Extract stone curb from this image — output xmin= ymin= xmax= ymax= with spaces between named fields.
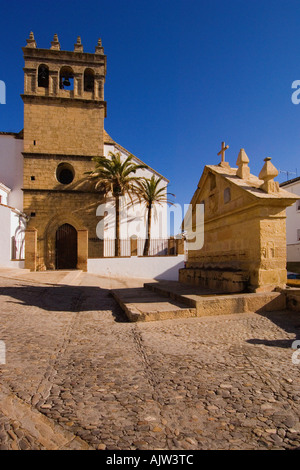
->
xmin=0 ymin=387 xmax=92 ymax=450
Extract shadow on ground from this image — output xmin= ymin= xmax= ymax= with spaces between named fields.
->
xmin=247 ymin=310 xmax=300 ymax=349
xmin=0 ymin=284 xmax=129 ymax=323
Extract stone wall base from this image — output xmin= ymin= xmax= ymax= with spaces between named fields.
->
xmin=179 ymin=267 xmax=249 ymax=293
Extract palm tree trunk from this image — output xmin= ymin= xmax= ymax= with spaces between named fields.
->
xmin=143 ymin=204 xmax=152 ymax=256
xmin=115 ymin=195 xmax=121 ymax=257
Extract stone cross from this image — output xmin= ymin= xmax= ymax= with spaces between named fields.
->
xmin=218 ymin=142 xmax=229 ymax=163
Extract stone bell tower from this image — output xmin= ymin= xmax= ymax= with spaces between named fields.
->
xmin=22 ymin=33 xmax=107 ymax=271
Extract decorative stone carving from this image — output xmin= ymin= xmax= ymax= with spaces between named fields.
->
xmin=50 ymin=34 xmax=60 ymax=51
xmin=236 ymin=148 xmax=250 ymax=179
xmin=95 ymin=38 xmax=104 ymax=54
xmin=259 ymin=157 xmax=279 ymax=193
xmin=26 ymin=32 xmax=37 ymax=48
xmin=74 ymin=36 xmax=83 ymax=53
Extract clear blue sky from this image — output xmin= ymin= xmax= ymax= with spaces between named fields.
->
xmin=1 ymin=0 xmax=300 ymax=210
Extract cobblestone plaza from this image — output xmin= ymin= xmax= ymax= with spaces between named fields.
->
xmin=0 ymin=270 xmax=299 ymax=450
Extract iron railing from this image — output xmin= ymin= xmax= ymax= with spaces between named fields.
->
xmin=102 ymin=238 xmax=176 ymax=257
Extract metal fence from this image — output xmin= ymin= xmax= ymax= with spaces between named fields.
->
xmin=103 ymin=239 xmax=131 ymax=257
xmin=102 ymin=238 xmax=174 ymax=257
xmin=137 ymin=238 xmax=169 ymax=256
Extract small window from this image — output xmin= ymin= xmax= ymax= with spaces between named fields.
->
xmin=56 ymin=162 xmax=75 ymax=185
xmin=224 ymin=187 xmax=231 ymax=204
xmin=31 ymin=176 xmax=35 ymax=181
xmin=297 ymin=200 xmax=300 ymax=211
xmin=38 ymin=65 xmax=49 ymax=88
xmin=209 ymin=174 xmax=216 ymax=191
xmin=31 ymin=212 xmax=36 ymax=217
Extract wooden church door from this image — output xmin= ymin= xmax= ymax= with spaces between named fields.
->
xmin=55 ymin=224 xmax=78 ymax=269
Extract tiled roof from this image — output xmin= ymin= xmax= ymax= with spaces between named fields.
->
xmin=280 ymin=176 xmax=300 ymax=187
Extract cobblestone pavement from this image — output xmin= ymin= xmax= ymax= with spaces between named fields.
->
xmin=0 ymin=272 xmax=300 ymax=450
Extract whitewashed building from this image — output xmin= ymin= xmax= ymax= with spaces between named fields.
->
xmin=280 ymin=177 xmax=300 ymax=270
xmin=0 ymin=132 xmax=27 ymax=268
xmin=102 ymin=130 xmax=169 ymax=256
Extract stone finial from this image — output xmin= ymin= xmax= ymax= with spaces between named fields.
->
xmin=26 ymin=31 xmax=37 ymax=48
xmin=259 ymin=157 xmax=280 ymax=193
xmin=74 ymin=36 xmax=83 ymax=52
xmin=95 ymin=38 xmax=104 ymax=54
xmin=236 ymin=148 xmax=250 ymax=179
xmin=50 ymin=34 xmax=60 ymax=50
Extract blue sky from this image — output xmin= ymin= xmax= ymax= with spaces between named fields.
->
xmin=1 ymin=0 xmax=300 ymax=211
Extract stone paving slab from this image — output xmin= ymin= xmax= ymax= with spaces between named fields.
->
xmin=111 ymin=288 xmax=197 ymax=322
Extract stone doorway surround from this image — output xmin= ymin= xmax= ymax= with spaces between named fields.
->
xmin=25 ymin=213 xmax=88 ymax=272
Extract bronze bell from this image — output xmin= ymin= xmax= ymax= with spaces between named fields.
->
xmin=63 ymin=78 xmax=71 ymax=87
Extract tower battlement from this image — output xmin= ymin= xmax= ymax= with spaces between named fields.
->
xmin=22 ymin=33 xmax=106 ymax=103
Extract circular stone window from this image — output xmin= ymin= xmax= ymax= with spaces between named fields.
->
xmin=56 ymin=163 xmax=75 ymax=185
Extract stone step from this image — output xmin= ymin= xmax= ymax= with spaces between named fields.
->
xmin=111 ymin=287 xmax=197 ymax=322
xmin=144 ymin=281 xmax=286 ymax=317
xmin=144 ymin=281 xmax=225 ymax=307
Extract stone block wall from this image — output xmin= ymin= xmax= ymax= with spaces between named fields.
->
xmin=181 ymin=163 xmax=298 ymax=293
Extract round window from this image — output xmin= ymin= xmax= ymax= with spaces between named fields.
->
xmin=56 ymin=163 xmax=75 ymax=185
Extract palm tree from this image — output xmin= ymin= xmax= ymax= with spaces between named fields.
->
xmin=136 ymin=175 xmax=175 ymax=256
xmin=87 ymin=152 xmax=147 ymax=256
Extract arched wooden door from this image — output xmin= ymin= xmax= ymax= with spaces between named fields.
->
xmin=55 ymin=224 xmax=78 ymax=269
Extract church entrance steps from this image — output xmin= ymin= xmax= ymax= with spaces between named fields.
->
xmin=0 ymin=267 xmax=30 ymax=278
xmin=144 ymin=281 xmax=286 ymax=318
xmin=57 ymin=270 xmax=83 ymax=286
xmin=111 ymin=287 xmax=197 ymax=322
xmin=0 ymin=268 xmax=83 ymax=286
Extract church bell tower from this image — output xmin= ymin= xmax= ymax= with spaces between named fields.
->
xmin=22 ymin=33 xmax=107 ymax=271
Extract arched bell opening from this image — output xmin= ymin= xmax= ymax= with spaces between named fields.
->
xmin=84 ymin=68 xmax=95 ymax=92
xmin=60 ymin=66 xmax=74 ymax=90
xmin=38 ymin=64 xmax=49 ymax=88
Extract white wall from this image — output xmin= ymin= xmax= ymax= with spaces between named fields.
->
xmin=103 ymin=143 xmax=168 ymax=240
xmin=0 ymin=204 xmax=26 ymax=267
xmin=10 ymin=211 xmax=26 ymax=260
xmin=0 ymin=135 xmax=23 ymax=210
xmin=0 ymin=205 xmax=12 ymax=266
xmin=283 ymin=180 xmax=300 ymax=245
xmin=88 ymin=255 xmax=185 ymax=281
xmin=0 ymin=186 xmax=9 ymax=205
xmin=287 ymin=243 xmax=300 ymax=263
